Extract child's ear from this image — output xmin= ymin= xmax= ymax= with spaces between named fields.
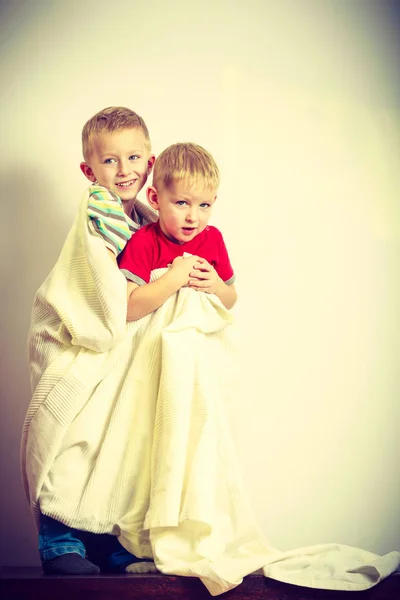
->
xmin=147 ymin=155 xmax=156 ymax=175
xmin=147 ymin=186 xmax=159 ymax=210
xmin=80 ymin=162 xmax=97 ymax=183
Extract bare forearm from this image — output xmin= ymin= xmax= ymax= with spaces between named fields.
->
xmin=215 ymin=280 xmax=237 ymax=309
xmin=126 ymin=272 xmax=181 ymax=321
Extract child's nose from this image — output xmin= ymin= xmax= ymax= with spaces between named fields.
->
xmin=186 ymin=209 xmax=198 ymax=223
xmin=118 ymin=159 xmax=131 ymax=176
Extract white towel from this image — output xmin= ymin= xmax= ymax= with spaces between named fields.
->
xmin=21 ymin=187 xmax=400 ymax=595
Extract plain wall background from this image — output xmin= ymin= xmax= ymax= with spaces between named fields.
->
xmin=0 ymin=0 xmax=399 ymax=566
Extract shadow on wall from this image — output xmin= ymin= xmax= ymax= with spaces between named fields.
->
xmin=0 ymin=166 xmax=74 ymax=566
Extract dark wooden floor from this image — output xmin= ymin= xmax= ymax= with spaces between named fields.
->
xmin=0 ymin=568 xmax=399 ymax=600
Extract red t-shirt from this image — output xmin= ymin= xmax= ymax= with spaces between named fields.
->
xmin=118 ymin=221 xmax=235 ymax=285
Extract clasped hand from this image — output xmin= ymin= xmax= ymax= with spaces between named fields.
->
xmin=171 ymin=255 xmax=220 ymax=294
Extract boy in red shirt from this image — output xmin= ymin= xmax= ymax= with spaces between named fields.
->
xmin=119 ymin=142 xmax=237 ymax=320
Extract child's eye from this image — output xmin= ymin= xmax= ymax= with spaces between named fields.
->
xmin=200 ymin=203 xmax=211 ymax=209
xmin=129 ymin=155 xmax=140 ymax=161
xmin=104 ymin=158 xmax=116 ymax=164
xmin=176 ymin=200 xmax=187 ymax=206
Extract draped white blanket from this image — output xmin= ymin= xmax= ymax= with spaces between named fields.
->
xmin=22 ymin=189 xmax=400 ymax=595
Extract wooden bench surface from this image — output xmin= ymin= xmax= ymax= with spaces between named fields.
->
xmin=0 ymin=567 xmax=399 ymax=600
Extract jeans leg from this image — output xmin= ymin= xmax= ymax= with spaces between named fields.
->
xmin=84 ymin=533 xmax=144 ymax=573
xmin=107 ymin=537 xmax=144 ymax=573
xmin=38 ymin=513 xmax=86 ymax=562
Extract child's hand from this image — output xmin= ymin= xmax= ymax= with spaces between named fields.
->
xmin=188 ymin=258 xmax=220 ymax=294
xmin=170 ymin=255 xmax=201 ymax=287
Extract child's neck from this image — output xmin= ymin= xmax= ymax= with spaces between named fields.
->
xmin=122 ymin=198 xmax=136 ymax=218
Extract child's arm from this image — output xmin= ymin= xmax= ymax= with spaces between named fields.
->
xmin=127 ymin=255 xmax=201 ymax=321
xmin=188 ymin=258 xmax=237 ymax=309
xmin=87 ymin=185 xmax=132 ymax=258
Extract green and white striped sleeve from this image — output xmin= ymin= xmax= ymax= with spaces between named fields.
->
xmin=87 ymin=185 xmax=132 ymax=255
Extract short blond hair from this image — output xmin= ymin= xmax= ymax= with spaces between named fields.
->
xmin=82 ymin=106 xmax=151 ymax=160
xmin=153 ymin=143 xmax=220 ymax=191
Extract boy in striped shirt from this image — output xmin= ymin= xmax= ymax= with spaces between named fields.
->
xmin=36 ymin=106 xmax=158 ymax=576
xmin=80 ymin=106 xmax=157 ymax=259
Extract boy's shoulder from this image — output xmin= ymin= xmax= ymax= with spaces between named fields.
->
xmin=88 ymin=184 xmax=123 ymax=210
xmin=205 ymin=225 xmax=221 ymax=234
xmin=86 ymin=185 xmax=132 ymax=256
xmin=203 ymin=225 xmax=224 ymax=241
xmin=126 ymin=221 xmax=158 ymax=244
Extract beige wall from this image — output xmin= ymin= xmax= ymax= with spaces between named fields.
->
xmin=0 ymin=0 xmax=399 ymax=565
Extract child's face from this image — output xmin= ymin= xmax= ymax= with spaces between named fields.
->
xmin=147 ymin=180 xmax=217 ymax=245
xmin=80 ymin=128 xmax=155 ymax=203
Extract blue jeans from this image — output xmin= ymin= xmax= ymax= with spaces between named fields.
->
xmin=38 ymin=513 xmax=140 ymax=572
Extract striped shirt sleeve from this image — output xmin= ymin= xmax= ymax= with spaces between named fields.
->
xmin=87 ymin=185 xmax=132 ymax=256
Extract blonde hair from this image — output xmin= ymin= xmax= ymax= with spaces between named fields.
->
xmin=153 ymin=143 xmax=220 ymax=191
xmin=82 ymin=106 xmax=151 ymax=160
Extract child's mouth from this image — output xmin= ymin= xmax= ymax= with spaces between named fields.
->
xmin=116 ymin=179 xmax=136 ymax=188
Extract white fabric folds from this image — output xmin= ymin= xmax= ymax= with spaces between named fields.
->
xmin=21 ymin=188 xmax=400 ymax=595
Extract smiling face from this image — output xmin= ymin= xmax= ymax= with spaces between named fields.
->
xmin=147 ymin=179 xmax=217 ymax=245
xmin=80 ymin=127 xmax=155 ymax=209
